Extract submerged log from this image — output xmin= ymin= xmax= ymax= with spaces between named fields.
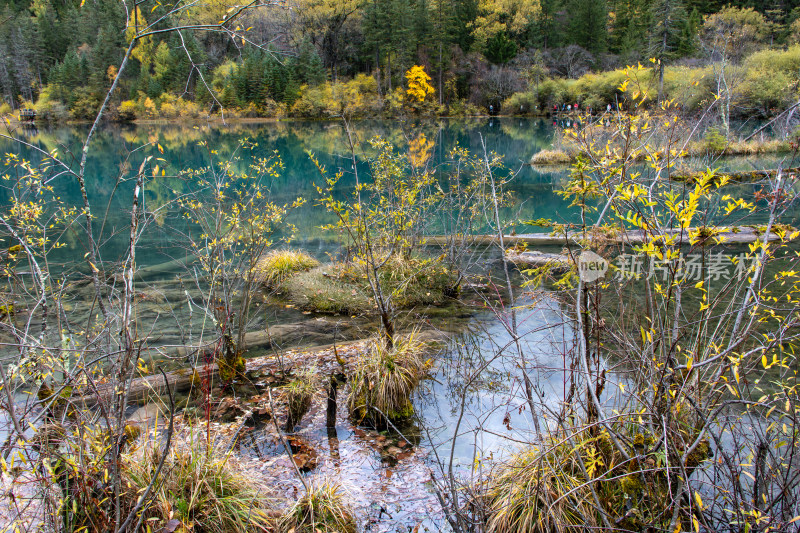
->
xmin=670 ymin=167 xmax=800 ymax=183
xmin=427 ymin=225 xmax=796 ymax=247
xmin=506 ymin=250 xmax=571 ymax=271
xmin=326 ymin=374 xmax=338 ymax=429
xmin=70 ymin=341 xmax=349 ymax=408
xmin=71 ymin=329 xmax=449 ymax=408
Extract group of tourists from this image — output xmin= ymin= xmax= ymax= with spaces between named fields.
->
xmin=551 ymin=102 xmax=618 ymax=115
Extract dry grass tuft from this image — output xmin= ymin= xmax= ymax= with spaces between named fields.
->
xmin=481 ymin=440 xmax=601 ymax=533
xmin=530 ymin=149 xmax=573 ymax=166
xmin=255 ymin=249 xmax=319 ymax=287
xmin=347 ymin=333 xmax=429 ymax=427
xmin=479 ymin=425 xmax=710 ymax=533
xmin=278 ymin=480 xmax=356 ymax=533
xmin=122 ymin=440 xmax=275 ymax=532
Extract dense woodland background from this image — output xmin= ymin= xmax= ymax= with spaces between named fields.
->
xmin=1 ymin=0 xmax=799 ymax=120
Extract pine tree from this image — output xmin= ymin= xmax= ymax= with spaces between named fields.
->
xmin=566 ymin=0 xmax=609 ymax=54
xmin=294 ymin=38 xmax=326 ymax=86
xmin=609 ymin=0 xmax=653 ymax=56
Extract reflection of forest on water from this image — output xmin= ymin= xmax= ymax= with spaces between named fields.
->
xmin=3 ymin=118 xmax=796 ymax=271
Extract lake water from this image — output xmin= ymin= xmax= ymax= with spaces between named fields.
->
xmin=4 ymin=118 xmax=796 ymax=270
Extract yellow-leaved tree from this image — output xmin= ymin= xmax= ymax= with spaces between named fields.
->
xmin=405 ymin=65 xmax=435 ymax=105
xmin=469 ymin=0 xmax=541 ymax=50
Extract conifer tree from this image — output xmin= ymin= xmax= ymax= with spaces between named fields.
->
xmin=648 ymin=0 xmax=688 ymax=102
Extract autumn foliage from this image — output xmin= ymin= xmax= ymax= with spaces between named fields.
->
xmin=405 ymin=65 xmax=435 ymax=105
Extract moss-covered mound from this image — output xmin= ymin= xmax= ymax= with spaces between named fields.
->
xmin=277 ymin=257 xmax=458 ymax=315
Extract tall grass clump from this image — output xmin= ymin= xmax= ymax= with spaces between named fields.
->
xmin=255 ymin=249 xmax=319 ymax=287
xmin=481 ymin=444 xmax=599 ymax=532
xmin=278 ymin=480 xmax=356 ymax=533
xmin=122 ymin=440 xmax=274 ymax=532
xmin=347 ymin=333 xmax=429 ymax=427
xmin=479 ymin=426 xmax=710 ymax=533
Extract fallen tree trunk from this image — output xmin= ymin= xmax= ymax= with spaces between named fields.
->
xmin=426 ymin=225 xmax=796 ymax=247
xmin=71 ymin=330 xmax=449 ymax=408
xmin=670 ymin=167 xmax=800 ymax=183
xmin=505 ymin=250 xmax=571 ymax=271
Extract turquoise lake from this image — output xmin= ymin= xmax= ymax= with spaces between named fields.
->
xmin=3 ymin=117 xmax=797 ymax=271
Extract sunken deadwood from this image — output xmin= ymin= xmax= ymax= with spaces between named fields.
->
xmin=670 ymin=166 xmax=800 ymax=183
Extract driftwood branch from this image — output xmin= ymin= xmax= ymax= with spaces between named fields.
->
xmin=670 ymin=167 xmax=800 ymax=183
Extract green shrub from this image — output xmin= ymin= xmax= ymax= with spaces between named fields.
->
xmin=343 ymin=73 xmax=381 ymax=113
xmin=33 ymin=85 xmax=69 ymax=121
xmin=260 ymin=97 xmax=286 ymax=118
xmin=233 ymin=102 xmax=259 ymax=117
xmin=291 ymin=75 xmax=383 ymax=118
xmin=571 ymin=69 xmax=628 ymax=108
xmin=503 ymin=92 xmax=539 ymax=114
xmin=0 ymin=102 xmax=11 ymax=116
xmin=536 ymin=78 xmax=569 ymax=109
xmin=702 ymin=127 xmax=728 ymax=153
xmin=662 ymin=65 xmax=713 ymax=112
xmin=744 ymin=45 xmax=800 ymax=75
xmin=291 ymin=83 xmax=338 ymax=118
xmin=447 ymin=98 xmax=482 ymax=116
xmin=738 ymin=48 xmax=800 ymax=114
xmin=69 ymin=87 xmax=102 ymax=120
